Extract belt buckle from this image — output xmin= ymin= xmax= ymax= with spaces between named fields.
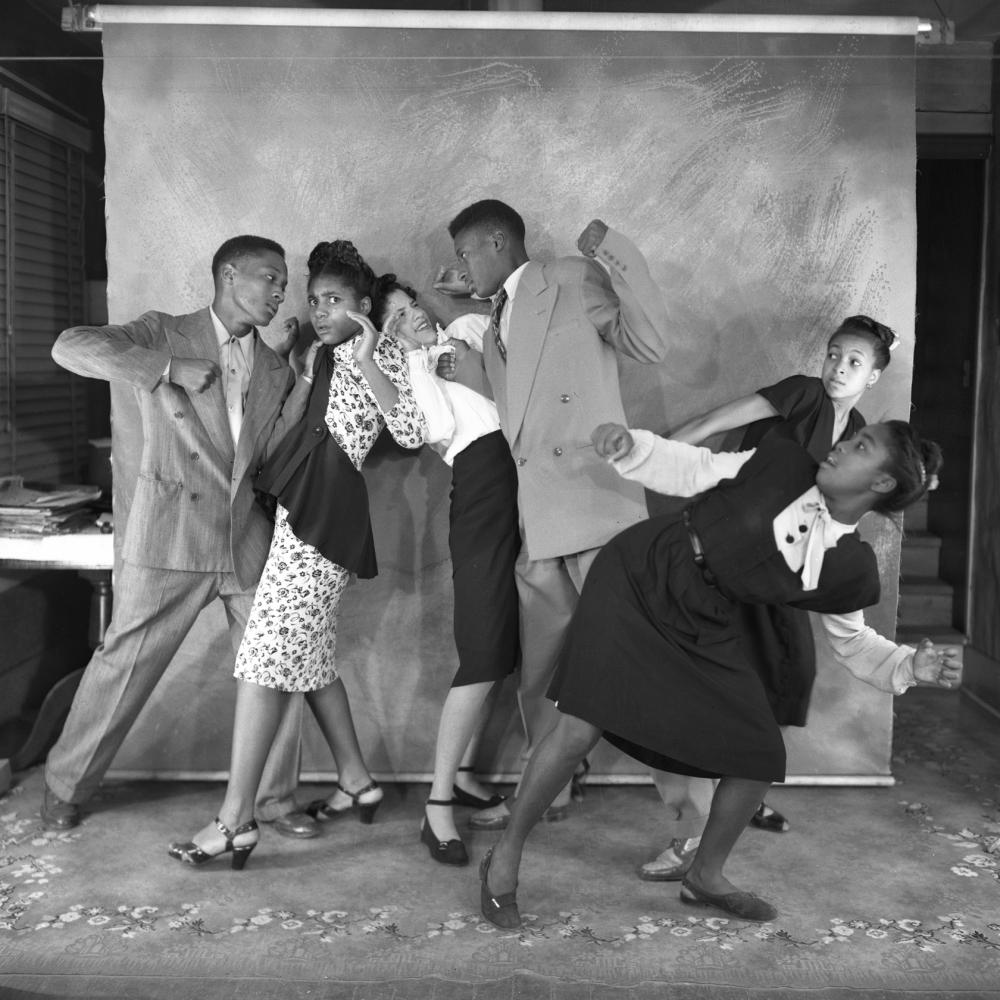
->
xmin=683 ymin=509 xmax=706 ymax=566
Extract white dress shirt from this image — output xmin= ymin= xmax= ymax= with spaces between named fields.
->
xmin=210 ymin=306 xmax=255 ymax=445
xmin=405 ymin=314 xmax=501 ymax=466
xmin=493 ymin=262 xmax=529 ymax=351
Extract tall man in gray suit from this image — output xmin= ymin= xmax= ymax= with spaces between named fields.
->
xmin=42 ymin=235 xmax=315 ymax=835
xmin=447 ymin=200 xmax=670 ymax=827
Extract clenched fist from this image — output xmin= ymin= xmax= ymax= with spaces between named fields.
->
xmin=170 ymin=358 xmax=221 ymax=394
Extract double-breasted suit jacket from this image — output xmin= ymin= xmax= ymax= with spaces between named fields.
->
xmin=52 ymin=308 xmax=307 ymax=589
xmin=46 ymin=306 xmax=309 ymax=809
xmin=481 ymin=229 xmax=671 ymax=561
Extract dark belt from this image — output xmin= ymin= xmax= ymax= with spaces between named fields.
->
xmin=683 ymin=508 xmax=716 ymax=586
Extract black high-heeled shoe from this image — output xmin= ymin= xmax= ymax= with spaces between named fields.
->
xmin=479 ymin=848 xmax=521 ymax=929
xmin=305 ymin=779 xmax=383 ymax=825
xmin=420 ymin=798 xmax=469 ymax=866
xmin=168 ymin=817 xmax=259 ymax=870
xmin=452 ymin=766 xmax=506 ymax=810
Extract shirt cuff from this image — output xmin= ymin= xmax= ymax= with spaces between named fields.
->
xmin=891 ymin=651 xmax=918 ymax=694
xmin=610 ymin=428 xmax=654 ymax=474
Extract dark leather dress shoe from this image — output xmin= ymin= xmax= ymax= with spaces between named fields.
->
xmin=680 ymin=877 xmax=778 ymax=922
xmin=41 ymin=787 xmax=80 ymax=830
xmin=451 ymin=785 xmax=507 ymax=810
xmin=270 ymin=810 xmax=320 ymax=839
xmin=468 ymin=801 xmax=567 ymax=831
xmin=749 ymin=801 xmax=790 ymax=833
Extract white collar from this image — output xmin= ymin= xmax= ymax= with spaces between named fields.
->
xmin=500 ymin=261 xmax=530 ymax=304
xmin=209 ymin=306 xmax=255 ymax=356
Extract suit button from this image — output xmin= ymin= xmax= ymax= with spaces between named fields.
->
xmin=174 ymin=411 xmax=184 ymax=419
xmin=516 ymin=457 xmax=527 ymax=467
xmin=553 ymin=447 xmax=563 ymax=457
xmin=191 ymin=452 xmax=199 ymax=461
xmin=190 ymin=493 xmax=200 ymax=501
xmin=560 ymin=394 xmax=570 ymax=403
xmin=314 ymin=426 xmax=323 ymax=435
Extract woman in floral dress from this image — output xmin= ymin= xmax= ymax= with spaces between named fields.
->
xmin=169 ymin=240 xmax=424 ymax=868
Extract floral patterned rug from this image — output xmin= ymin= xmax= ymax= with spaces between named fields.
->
xmin=1 ymin=689 xmax=999 ymax=998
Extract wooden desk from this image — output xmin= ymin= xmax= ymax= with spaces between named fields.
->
xmin=0 ymin=527 xmax=113 ymax=776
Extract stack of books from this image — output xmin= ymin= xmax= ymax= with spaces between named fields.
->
xmin=0 ymin=477 xmax=103 ymax=536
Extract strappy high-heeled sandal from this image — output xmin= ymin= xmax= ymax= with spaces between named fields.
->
xmin=420 ymin=798 xmax=469 ymax=866
xmin=305 ymin=779 xmax=383 ymax=825
xmin=451 ymin=766 xmax=506 ymax=809
xmin=168 ymin=817 xmax=259 ymax=870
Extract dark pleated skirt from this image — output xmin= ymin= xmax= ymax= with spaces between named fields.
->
xmin=548 ymin=514 xmax=787 ymax=783
xmin=737 ymin=603 xmax=816 ymax=727
xmin=448 ymin=430 xmax=521 ymax=686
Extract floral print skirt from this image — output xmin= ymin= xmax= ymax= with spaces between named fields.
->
xmin=235 ymin=504 xmax=349 ymax=692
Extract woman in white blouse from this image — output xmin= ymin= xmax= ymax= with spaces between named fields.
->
xmin=478 ymin=420 xmax=961 ymax=927
xmin=373 ymin=278 xmax=520 ymax=868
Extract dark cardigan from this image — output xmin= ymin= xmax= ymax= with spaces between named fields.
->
xmin=254 ymin=350 xmax=377 ymax=578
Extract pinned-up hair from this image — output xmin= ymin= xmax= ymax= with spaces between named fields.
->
xmin=306 ymin=239 xmax=376 ymax=299
xmin=874 ymin=420 xmax=942 ymax=514
xmin=830 ymin=315 xmax=898 ymax=371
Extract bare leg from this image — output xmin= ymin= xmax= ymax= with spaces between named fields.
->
xmin=453 ymin=682 xmax=501 ymax=799
xmin=685 ymin=776 xmax=770 ymax=895
xmin=305 ymin=677 xmax=374 ymax=798
xmin=187 ymin=680 xmax=287 ymax=851
xmin=486 ymin=712 xmax=602 ymax=897
xmin=428 ymin=680 xmax=494 ymax=841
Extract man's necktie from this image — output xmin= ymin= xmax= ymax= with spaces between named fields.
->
xmin=489 ymin=287 xmax=508 ymax=363
xmin=224 ymin=335 xmax=251 ymax=444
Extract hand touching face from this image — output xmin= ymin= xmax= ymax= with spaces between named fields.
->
xmin=308 ymin=274 xmax=370 ymax=346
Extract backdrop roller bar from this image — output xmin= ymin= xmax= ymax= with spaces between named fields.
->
xmin=63 ymin=5 xmax=933 ymax=37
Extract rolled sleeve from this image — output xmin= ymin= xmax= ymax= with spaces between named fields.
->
xmin=611 ymin=429 xmax=753 ymax=497
xmin=821 ymin=611 xmax=916 ymax=694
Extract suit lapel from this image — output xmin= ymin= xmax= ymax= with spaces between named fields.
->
xmin=505 ymin=262 xmax=555 ymax=443
xmin=236 ymin=341 xmax=287 ymax=479
xmin=170 ymin=309 xmax=235 ymax=463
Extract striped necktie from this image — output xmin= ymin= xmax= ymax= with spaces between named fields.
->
xmin=489 ymin=287 xmax=508 ymax=363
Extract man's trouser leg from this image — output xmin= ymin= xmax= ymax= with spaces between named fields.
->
xmin=514 ymin=546 xmax=600 ymax=764
xmin=45 ymin=564 xmax=220 ymax=804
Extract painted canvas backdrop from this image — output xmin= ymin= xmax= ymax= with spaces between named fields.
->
xmin=100 ymin=22 xmax=916 ymax=781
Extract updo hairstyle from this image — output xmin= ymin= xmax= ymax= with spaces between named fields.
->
xmin=873 ymin=420 xmax=943 ymax=515
xmin=306 ymin=239 xmax=376 ymax=300
xmin=830 ymin=315 xmax=898 ymax=371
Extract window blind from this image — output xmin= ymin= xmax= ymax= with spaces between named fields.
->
xmin=1 ymin=90 xmax=90 ymax=483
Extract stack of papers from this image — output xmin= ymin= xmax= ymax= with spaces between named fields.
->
xmin=0 ymin=477 xmax=103 ymax=536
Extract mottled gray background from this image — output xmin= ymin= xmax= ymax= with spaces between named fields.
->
xmin=100 ymin=24 xmax=915 ymax=782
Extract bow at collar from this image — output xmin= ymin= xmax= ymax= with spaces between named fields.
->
xmin=800 ymin=496 xmax=833 ymax=592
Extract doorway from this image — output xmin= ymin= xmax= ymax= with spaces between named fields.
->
xmin=913 ymin=146 xmax=988 ymax=632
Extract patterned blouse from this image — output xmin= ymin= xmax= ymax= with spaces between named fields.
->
xmin=325 ymin=334 xmax=424 ymax=464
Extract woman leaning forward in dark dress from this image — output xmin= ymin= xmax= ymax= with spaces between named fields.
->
xmin=478 ymin=420 xmax=962 ymax=926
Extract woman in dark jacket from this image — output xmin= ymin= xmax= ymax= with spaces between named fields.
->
xmin=479 ymin=420 xmax=960 ymax=927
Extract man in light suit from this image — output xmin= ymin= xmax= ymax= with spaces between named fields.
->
xmin=42 ymin=235 xmax=315 ymax=835
xmin=446 ymin=200 xmax=670 ymax=827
